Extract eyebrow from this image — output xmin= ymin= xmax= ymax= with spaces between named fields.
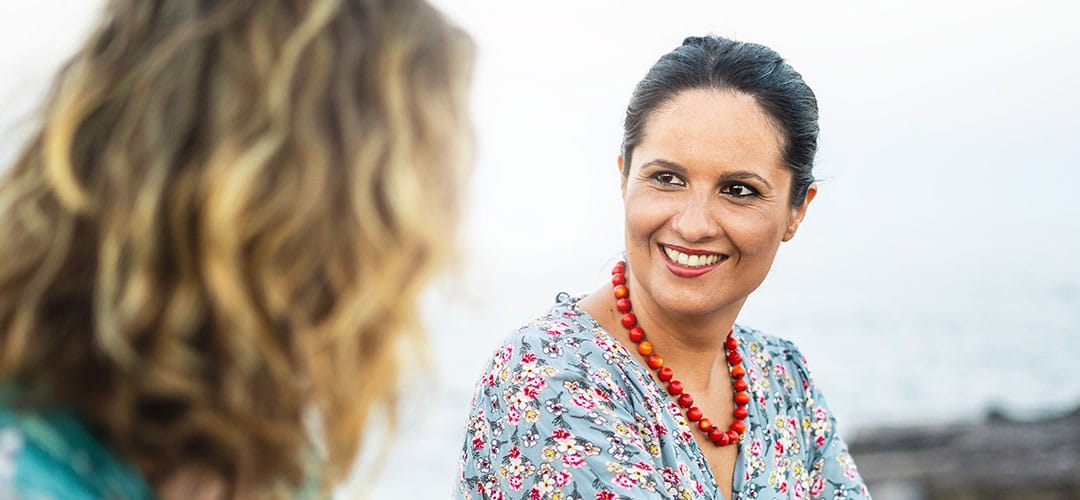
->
xmin=639 ymin=159 xmax=773 ymax=189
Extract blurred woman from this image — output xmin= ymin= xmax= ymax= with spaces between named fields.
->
xmin=0 ymin=0 xmax=471 ymax=497
xmin=457 ymin=36 xmax=868 ymax=500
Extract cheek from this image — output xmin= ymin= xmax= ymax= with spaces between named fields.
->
xmin=726 ymin=211 xmax=788 ymax=253
xmin=623 ymin=192 xmax=672 ymax=240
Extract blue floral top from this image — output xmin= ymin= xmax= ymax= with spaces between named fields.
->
xmin=456 ymin=295 xmax=869 ymax=499
xmin=0 ymin=404 xmax=154 ymax=499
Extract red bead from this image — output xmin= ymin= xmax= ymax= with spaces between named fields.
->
xmin=646 ymin=353 xmax=664 ymax=369
xmin=734 ymin=378 xmax=748 ymax=391
xmin=621 ymin=313 xmax=637 ymax=328
xmin=734 ymin=391 xmax=751 ymax=405
xmin=657 ymin=367 xmax=673 ymax=382
xmin=730 ymin=419 xmax=747 ymax=435
xmin=727 ymin=430 xmax=739 ymax=442
xmin=731 ymin=365 xmax=746 ymax=378
xmin=714 ymin=430 xmax=731 ymax=446
xmin=612 ymin=262 xmax=625 ymax=274
xmin=727 ymin=351 xmax=742 ymax=365
xmin=698 ymin=418 xmax=713 ymax=432
xmin=667 ymin=380 xmax=683 ymax=396
xmin=677 ymin=393 xmax=693 ymax=408
xmin=725 ymin=336 xmax=738 ymax=351
xmin=611 ymin=273 xmax=626 ymax=286
xmin=613 ymin=285 xmax=629 ymax=299
xmin=687 ymin=407 xmax=703 ymax=422
xmin=637 ymin=341 xmax=653 ymax=356
xmin=616 ymin=298 xmax=631 ymax=313
xmin=734 ymin=405 xmax=749 ymax=419
xmin=628 ymin=327 xmax=644 ymax=342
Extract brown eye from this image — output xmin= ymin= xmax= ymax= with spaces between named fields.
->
xmin=721 ymin=183 xmax=758 ymax=198
xmin=652 ymin=172 xmax=686 ymax=187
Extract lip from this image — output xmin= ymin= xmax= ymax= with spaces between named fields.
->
xmin=659 ymin=244 xmax=727 ymax=278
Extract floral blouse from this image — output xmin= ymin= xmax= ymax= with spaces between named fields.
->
xmin=456 ymin=295 xmax=869 ymax=500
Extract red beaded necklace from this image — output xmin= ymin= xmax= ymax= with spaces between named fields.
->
xmin=610 ymin=260 xmax=749 ymax=447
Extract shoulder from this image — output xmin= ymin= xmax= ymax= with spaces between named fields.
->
xmin=481 ymin=297 xmax=636 ymax=378
xmin=0 ymin=405 xmax=153 ymax=499
xmin=735 ymin=325 xmax=814 ymax=379
xmin=732 ymin=324 xmax=825 ymax=413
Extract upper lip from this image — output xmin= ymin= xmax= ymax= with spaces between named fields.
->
xmin=661 ymin=243 xmax=726 ymax=257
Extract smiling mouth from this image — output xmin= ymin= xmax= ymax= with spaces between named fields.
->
xmin=661 ymin=245 xmax=726 ymax=268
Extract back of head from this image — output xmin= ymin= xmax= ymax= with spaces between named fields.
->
xmin=0 ymin=0 xmax=472 ymax=494
xmin=622 ymin=35 xmax=819 ymax=206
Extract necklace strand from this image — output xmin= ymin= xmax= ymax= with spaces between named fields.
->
xmin=610 ymin=260 xmax=748 ymax=447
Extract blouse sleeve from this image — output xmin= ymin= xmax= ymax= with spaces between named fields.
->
xmin=783 ymin=341 xmax=870 ymax=499
xmin=456 ymin=332 xmax=677 ymax=500
xmin=0 ymin=410 xmax=154 ymax=500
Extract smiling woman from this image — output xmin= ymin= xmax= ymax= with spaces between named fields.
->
xmin=456 ymin=36 xmax=868 ymax=500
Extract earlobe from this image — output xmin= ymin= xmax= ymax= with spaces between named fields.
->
xmin=782 ymin=184 xmax=817 ymax=242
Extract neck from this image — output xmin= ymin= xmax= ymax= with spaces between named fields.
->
xmin=580 ymin=279 xmax=745 ymax=390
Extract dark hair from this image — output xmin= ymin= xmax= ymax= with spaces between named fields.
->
xmin=621 ymin=35 xmax=818 ymax=206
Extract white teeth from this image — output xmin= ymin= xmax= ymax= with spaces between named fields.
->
xmin=663 ymin=246 xmax=722 ymax=268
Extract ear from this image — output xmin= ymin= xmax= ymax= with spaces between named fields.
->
xmin=618 ymin=155 xmax=628 ymax=198
xmin=782 ymin=183 xmax=816 ymax=242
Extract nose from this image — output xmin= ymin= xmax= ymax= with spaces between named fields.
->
xmin=670 ymin=191 xmax=720 ymax=242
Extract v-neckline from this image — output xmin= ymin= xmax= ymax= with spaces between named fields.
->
xmin=564 ymin=295 xmax=749 ymax=500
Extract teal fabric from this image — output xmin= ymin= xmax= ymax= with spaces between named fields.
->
xmin=0 ymin=405 xmax=154 ymax=499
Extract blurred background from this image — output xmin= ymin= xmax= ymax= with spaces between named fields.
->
xmin=1 ymin=1 xmax=1077 ymax=498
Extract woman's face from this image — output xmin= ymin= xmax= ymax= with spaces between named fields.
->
xmin=621 ymin=89 xmax=815 ymax=320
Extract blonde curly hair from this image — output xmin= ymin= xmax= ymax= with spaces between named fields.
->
xmin=0 ymin=0 xmax=472 ymax=495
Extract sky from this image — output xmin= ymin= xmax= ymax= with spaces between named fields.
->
xmin=1 ymin=1 xmax=1078 ymax=497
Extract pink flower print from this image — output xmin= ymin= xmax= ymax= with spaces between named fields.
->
xmin=778 ymin=480 xmax=789 ymax=494
xmin=794 ymin=478 xmax=806 ymax=498
xmin=592 ymin=387 xmax=611 ymax=402
xmin=633 ymin=461 xmax=654 ymax=473
xmin=554 ymin=470 xmax=572 ymax=487
xmin=661 ymin=467 xmax=679 ymax=486
xmin=595 ymin=490 xmax=617 ymax=500
xmin=521 ymin=352 xmax=538 ymax=365
xmin=507 ymin=407 xmax=521 ymax=425
xmin=613 ymin=473 xmax=636 ymax=489
xmin=551 ymin=428 xmax=573 ymax=442
xmin=572 ymin=394 xmax=595 ymax=410
xmin=562 ymin=451 xmax=585 ymax=468
xmin=472 ymin=436 xmax=485 ymax=450
xmin=814 ymin=406 xmax=829 ymax=423
xmin=774 ymin=363 xmax=787 ymax=378
xmin=815 ymin=433 xmax=827 ymax=448
xmin=750 ymin=439 xmax=763 ymax=457
xmin=810 ymin=477 xmax=825 ymax=497
xmin=508 ymin=474 xmax=524 ymax=491
xmin=508 ymin=446 xmax=522 ymax=460
xmin=785 ymin=417 xmax=799 ymax=435
xmin=500 ymin=347 xmax=513 ymax=363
